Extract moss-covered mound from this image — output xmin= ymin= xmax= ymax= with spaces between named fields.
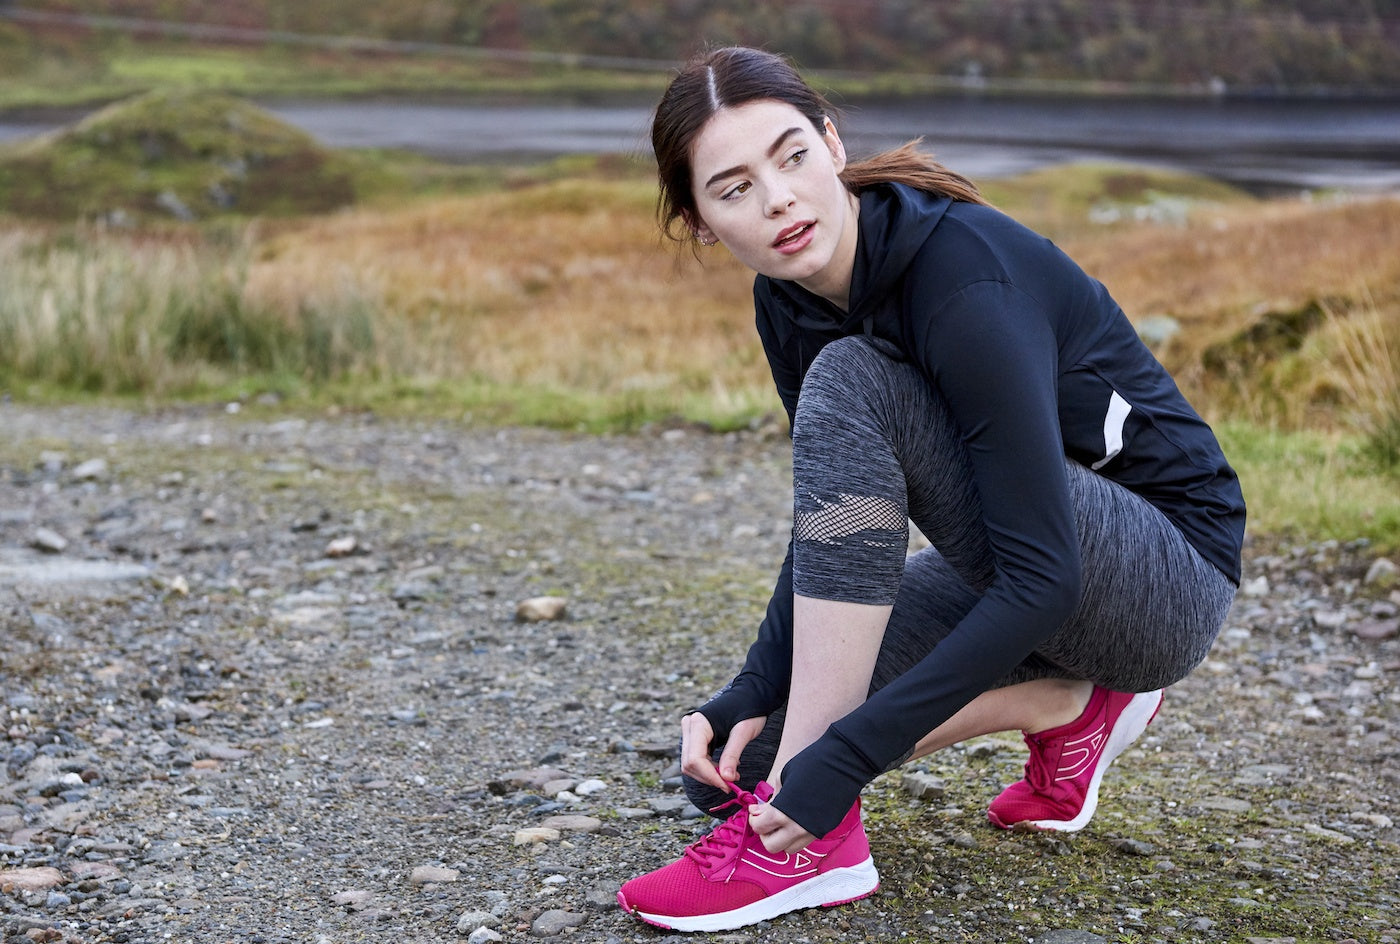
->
xmin=0 ymin=89 xmax=355 ymax=222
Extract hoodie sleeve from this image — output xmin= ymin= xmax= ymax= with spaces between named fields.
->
xmin=691 ymin=285 xmax=805 ymax=740
xmin=770 ymin=278 xmax=1085 ymax=838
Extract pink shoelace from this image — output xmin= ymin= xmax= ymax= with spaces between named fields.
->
xmin=1020 ymin=731 xmax=1057 ymax=794
xmin=683 ymin=788 xmax=760 ymax=868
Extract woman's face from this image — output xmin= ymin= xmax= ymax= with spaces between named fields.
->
xmin=688 ymin=100 xmax=859 ymax=308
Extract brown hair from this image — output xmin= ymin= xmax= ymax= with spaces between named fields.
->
xmin=651 ymin=46 xmax=988 ymax=246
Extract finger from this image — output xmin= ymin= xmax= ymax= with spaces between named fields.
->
xmin=679 ymin=715 xmax=730 ymax=793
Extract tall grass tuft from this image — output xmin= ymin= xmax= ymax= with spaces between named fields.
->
xmin=0 ymin=225 xmax=393 ymax=394
xmin=1324 ymin=295 xmax=1400 ymax=470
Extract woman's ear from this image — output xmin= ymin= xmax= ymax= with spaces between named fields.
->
xmin=821 ymin=116 xmax=847 ymax=174
xmin=684 ymin=211 xmax=718 ymax=246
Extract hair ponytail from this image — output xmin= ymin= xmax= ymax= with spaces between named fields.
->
xmin=840 ymin=139 xmax=989 ymax=206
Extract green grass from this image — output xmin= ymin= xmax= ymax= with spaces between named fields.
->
xmin=1217 ymin=421 xmax=1400 ymax=554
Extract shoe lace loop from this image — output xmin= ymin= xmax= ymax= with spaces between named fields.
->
xmin=684 ymin=789 xmax=757 ymax=867
xmin=1021 ymin=732 xmax=1055 ymax=794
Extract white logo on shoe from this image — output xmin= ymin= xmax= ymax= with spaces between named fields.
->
xmin=738 ymin=847 xmax=824 ymax=879
xmin=1055 ymin=722 xmax=1108 ymax=781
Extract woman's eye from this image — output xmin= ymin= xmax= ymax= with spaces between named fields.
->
xmin=722 ymin=181 xmax=751 ymax=200
xmin=786 ymin=148 xmax=808 ymax=166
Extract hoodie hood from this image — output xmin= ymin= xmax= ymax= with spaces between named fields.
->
xmin=758 ymin=183 xmax=952 ymax=337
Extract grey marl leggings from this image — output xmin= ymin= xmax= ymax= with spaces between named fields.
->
xmin=686 ymin=336 xmax=1236 ymax=814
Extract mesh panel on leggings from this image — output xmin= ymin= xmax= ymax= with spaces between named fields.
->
xmin=793 ymin=491 xmax=906 ymax=548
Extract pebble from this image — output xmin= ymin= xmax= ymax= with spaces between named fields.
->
xmin=514 ymin=827 xmax=561 ymax=846
xmin=516 ymin=596 xmax=568 ymax=622
xmin=465 ymin=928 xmax=503 ymax=943
xmin=455 ymin=911 xmax=498 ymax=933
xmin=30 ymin=528 xmax=68 ymax=554
xmin=1365 ymin=557 xmax=1398 ymax=588
xmin=574 ymin=779 xmax=609 ymax=796
xmin=531 ymin=909 xmax=585 ymax=937
xmin=539 ymin=815 xmax=602 ymax=833
xmin=1196 ymin=796 xmax=1252 ymax=813
xmin=0 ymin=868 xmax=65 ymax=892
xmin=902 ymin=772 xmax=946 ymax=800
xmin=410 ymin=865 xmax=461 ymax=885
xmin=71 ymin=458 xmax=108 ymax=480
xmin=1036 ymin=932 xmax=1108 ymax=943
xmin=1113 ymin=838 xmax=1157 ymax=856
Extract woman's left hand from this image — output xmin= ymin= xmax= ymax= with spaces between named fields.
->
xmin=747 ymin=800 xmax=816 ymax=854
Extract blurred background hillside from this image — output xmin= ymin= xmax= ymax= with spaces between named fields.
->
xmin=4 ymin=0 xmax=1400 ymax=100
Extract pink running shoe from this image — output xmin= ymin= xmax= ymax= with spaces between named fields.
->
xmin=617 ymin=782 xmax=879 ymax=932
xmin=987 ymin=686 xmax=1164 ymax=832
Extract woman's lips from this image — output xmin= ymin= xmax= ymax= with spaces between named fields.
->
xmin=773 ymin=221 xmax=815 ymax=254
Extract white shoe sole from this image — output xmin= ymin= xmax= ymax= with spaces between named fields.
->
xmin=629 ymin=857 xmax=880 ymax=933
xmin=1024 ymin=689 xmax=1164 ymax=833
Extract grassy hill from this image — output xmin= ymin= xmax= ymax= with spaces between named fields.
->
xmin=2 ymin=0 xmax=1398 ymax=110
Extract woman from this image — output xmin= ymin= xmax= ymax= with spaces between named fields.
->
xmin=617 ymin=46 xmax=1244 ymax=933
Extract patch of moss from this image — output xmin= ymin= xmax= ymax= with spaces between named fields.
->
xmin=0 ymin=88 xmax=355 ymax=221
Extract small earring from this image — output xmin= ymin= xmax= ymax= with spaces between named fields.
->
xmin=698 ymin=235 xmax=717 ymax=247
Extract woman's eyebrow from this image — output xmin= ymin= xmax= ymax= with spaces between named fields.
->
xmin=704 ymin=126 xmax=805 ymax=189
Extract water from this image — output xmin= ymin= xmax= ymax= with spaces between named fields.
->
xmin=4 ymin=94 xmax=1399 ymax=192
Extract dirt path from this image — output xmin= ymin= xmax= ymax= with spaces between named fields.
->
xmin=1 ymin=403 xmax=1396 ymax=943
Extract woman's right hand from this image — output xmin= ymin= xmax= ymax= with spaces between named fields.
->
xmin=680 ymin=712 xmax=767 ymax=794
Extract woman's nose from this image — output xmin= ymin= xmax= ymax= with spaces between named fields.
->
xmin=765 ymin=185 xmax=795 ymax=217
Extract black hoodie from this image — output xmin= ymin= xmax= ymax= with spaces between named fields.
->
xmin=698 ymin=182 xmax=1246 ymax=838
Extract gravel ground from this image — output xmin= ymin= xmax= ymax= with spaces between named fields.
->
xmin=1 ymin=402 xmax=1397 ymax=944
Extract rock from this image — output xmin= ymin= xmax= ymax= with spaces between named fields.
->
xmin=1353 ymin=617 xmax=1399 ymax=640
xmin=30 ymin=528 xmax=68 ymax=554
xmin=647 ymin=796 xmax=697 ymax=817
xmin=1196 ymin=795 xmax=1252 ymax=813
xmin=1365 ymin=557 xmax=1398 ymax=589
xmin=1037 ymin=932 xmax=1108 ymax=944
xmin=325 ymin=535 xmax=358 ymax=558
xmin=516 ymin=596 xmax=568 ymax=622
xmin=1302 ymin=823 xmax=1354 ymax=843
xmin=491 ymin=767 xmax=571 ymax=793
xmin=1113 ymin=838 xmax=1158 ymax=856
xmin=902 ymin=772 xmax=946 ymax=801
xmin=455 ymin=911 xmax=498 ymax=933
xmin=410 ymin=865 xmax=461 ymax=885
xmin=583 ymin=882 xmax=619 ymax=911
xmin=574 ymin=778 xmax=609 ymax=796
xmin=71 ymin=458 xmax=108 ymax=480
xmin=513 ymin=827 xmax=560 ymax=846
xmin=0 ymin=868 xmax=65 ymax=892
xmin=538 ymin=815 xmax=602 ymax=833
xmin=465 ymin=928 xmax=504 ymax=943
xmin=332 ymin=889 xmax=376 ymax=908
xmin=531 ymin=909 xmax=585 ymax=937
xmin=1241 ymin=575 xmax=1270 ymax=597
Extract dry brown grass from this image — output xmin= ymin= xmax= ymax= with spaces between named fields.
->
xmin=246 ymin=178 xmax=772 ymax=414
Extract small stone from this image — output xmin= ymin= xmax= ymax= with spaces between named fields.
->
xmin=647 ymin=796 xmax=697 ymax=817
xmin=466 ymin=929 xmax=504 ymax=944
xmin=1353 ymin=618 xmax=1399 ymax=641
xmin=410 ymin=865 xmax=461 ymax=885
xmin=332 ymin=889 xmax=375 ymax=908
xmin=71 ymin=458 xmax=108 ymax=481
xmin=0 ymin=868 xmax=65 ymax=893
xmin=491 ymin=767 xmax=570 ymax=793
xmin=583 ymin=882 xmax=619 ymax=912
xmin=1365 ymin=557 xmax=1398 ymax=589
xmin=539 ymin=815 xmax=602 ymax=833
xmin=1196 ymin=795 xmax=1252 ymax=813
xmin=455 ymin=911 xmax=498 ymax=934
xmin=325 ymin=535 xmax=358 ymax=558
xmin=531 ymin=909 xmax=585 ymax=937
xmin=574 ymin=779 xmax=608 ymax=796
xmin=1241 ymin=575 xmax=1270 ymax=597
xmin=516 ymin=597 xmax=568 ymax=622
xmin=902 ymin=772 xmax=946 ymax=801
xmin=1302 ymin=823 xmax=1354 ymax=843
xmin=513 ymin=827 xmax=561 ymax=846
xmin=30 ymin=529 xmax=68 ymax=554
xmin=1113 ymin=838 xmax=1158 ymax=856
xmin=1036 ymin=932 xmax=1108 ymax=944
